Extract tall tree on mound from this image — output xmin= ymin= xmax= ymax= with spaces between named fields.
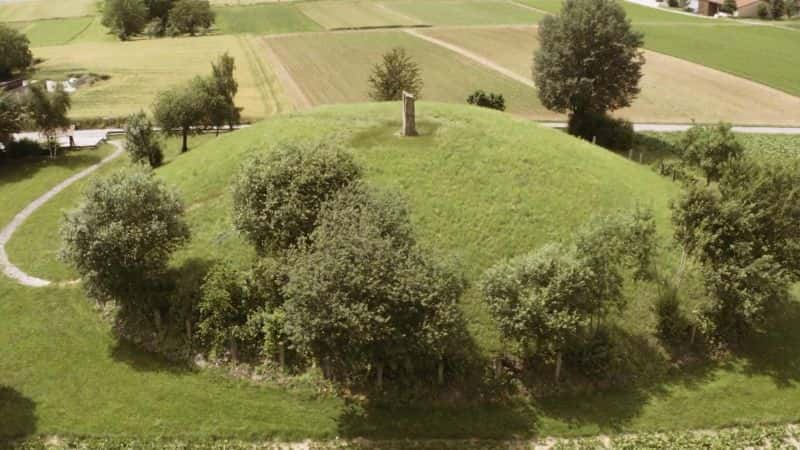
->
xmin=368 ymin=48 xmax=423 ymax=101
xmin=0 ymin=24 xmax=33 ymax=80
xmin=102 ymin=0 xmax=149 ymax=40
xmin=533 ymin=0 xmax=644 ymax=141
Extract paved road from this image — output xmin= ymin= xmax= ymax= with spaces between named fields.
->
xmin=540 ymin=122 xmax=800 ymax=135
xmin=0 ymin=141 xmax=125 ymax=287
xmin=13 ymin=129 xmax=124 ymax=149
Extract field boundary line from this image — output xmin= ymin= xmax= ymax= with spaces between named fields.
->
xmin=0 ymin=140 xmax=125 ymax=288
xmin=65 ymin=15 xmax=95 ymax=44
xmin=261 ymin=37 xmax=313 ymax=110
xmin=507 ymin=0 xmax=551 ymax=15
xmin=404 ymin=28 xmax=536 ymax=89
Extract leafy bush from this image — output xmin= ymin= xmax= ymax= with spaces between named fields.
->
xmin=771 ymin=0 xmax=787 ymax=17
xmin=283 ymin=183 xmax=465 ymax=383
xmin=125 ymin=111 xmax=163 ymax=167
xmin=232 ymin=142 xmax=361 ymax=254
xmin=102 ymin=0 xmax=149 ymax=40
xmin=567 ymin=111 xmax=634 ymax=152
xmin=681 ymin=122 xmax=743 ymax=183
xmin=654 ymin=287 xmax=689 ymax=347
xmin=758 ymin=1 xmax=771 ymax=18
xmin=466 ymin=90 xmax=506 ymax=111
xmin=368 ymin=47 xmax=423 ymax=101
xmin=60 ymin=166 xmax=190 ymax=321
xmin=720 ymin=0 xmax=738 ymax=13
xmin=0 ymin=23 xmax=33 ymax=79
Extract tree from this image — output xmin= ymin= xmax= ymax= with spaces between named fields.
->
xmin=125 ymin=111 xmax=163 ymax=167
xmin=681 ymin=122 xmax=743 ymax=184
xmin=283 ymin=184 xmax=465 ymax=385
xmin=0 ymin=24 xmax=33 ymax=80
xmin=23 ymin=84 xmax=71 ymax=158
xmin=144 ymin=0 xmax=173 ymax=24
xmin=60 ymin=166 xmax=190 ymax=325
xmin=481 ymin=244 xmax=594 ymax=381
xmin=533 ymin=0 xmax=644 ymax=140
xmin=232 ymin=142 xmax=361 ymax=254
xmin=198 ymin=53 xmax=240 ymax=132
xmin=720 ymin=0 xmax=738 ymax=13
xmin=771 ymin=0 xmax=787 ymax=17
xmin=152 ymin=82 xmax=205 ymax=153
xmin=0 ymin=94 xmax=22 ymax=148
xmin=672 ymin=161 xmax=800 ymax=337
xmin=102 ymin=0 xmax=149 ymax=40
xmin=368 ymin=47 xmax=423 ymax=101
xmin=167 ymin=0 xmax=215 ymax=36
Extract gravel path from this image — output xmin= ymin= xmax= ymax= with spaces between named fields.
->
xmin=0 ymin=141 xmax=124 ymax=288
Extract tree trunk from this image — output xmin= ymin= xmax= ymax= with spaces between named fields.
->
xmin=690 ymin=324 xmax=697 ymax=345
xmin=555 ymin=352 xmax=562 ymax=383
xmin=181 ymin=129 xmax=188 ymax=153
xmin=153 ymin=308 xmax=162 ymax=332
xmin=376 ymin=362 xmax=383 ymax=391
xmin=437 ymin=359 xmax=445 ymax=386
xmin=229 ymin=340 xmax=239 ymax=362
xmin=278 ymin=342 xmax=285 ymax=371
xmin=185 ymin=319 xmax=192 ymax=342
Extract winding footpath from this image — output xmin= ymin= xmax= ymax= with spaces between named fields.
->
xmin=0 ymin=140 xmax=125 ymax=287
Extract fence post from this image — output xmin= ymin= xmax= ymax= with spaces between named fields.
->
xmin=402 ymin=91 xmax=418 ymax=137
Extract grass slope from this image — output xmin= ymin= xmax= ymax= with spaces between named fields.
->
xmin=213 ymin=3 xmax=323 ymax=34
xmin=1 ymin=104 xmax=799 ymax=440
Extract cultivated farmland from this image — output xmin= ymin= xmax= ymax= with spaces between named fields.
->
xmin=296 ymin=1 xmax=423 ymax=30
xmin=0 ymin=0 xmax=96 ymax=21
xmin=213 ymin=3 xmax=323 ymax=34
xmin=264 ymin=30 xmax=555 ymax=118
xmin=32 ymin=35 xmax=279 ymax=120
xmin=419 ymin=26 xmax=800 ymax=125
xmin=381 ymin=0 xmax=545 ymax=26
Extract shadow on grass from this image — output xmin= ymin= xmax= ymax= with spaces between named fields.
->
xmin=0 ymin=148 xmax=105 ymax=188
xmin=110 ymin=339 xmax=196 ymax=375
xmin=736 ymin=299 xmax=800 ymax=388
xmin=0 ymin=386 xmax=37 ymax=440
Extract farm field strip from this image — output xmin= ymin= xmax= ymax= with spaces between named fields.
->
xmin=380 ymin=0 xmax=545 ymax=26
xmin=32 ymin=35 xmax=274 ymax=120
xmin=262 ymin=31 xmax=556 ymax=118
xmin=417 ymin=26 xmax=800 ymax=126
xmin=213 ymin=3 xmax=323 ymax=34
xmin=0 ymin=0 xmax=96 ymax=21
xmin=297 ymin=1 xmax=423 ymax=30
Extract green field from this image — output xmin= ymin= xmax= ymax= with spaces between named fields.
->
xmin=213 ymin=3 xmax=322 ymax=34
xmin=297 ymin=0 xmax=423 ymax=29
xmin=418 ymin=26 xmax=800 ymax=125
xmin=2 ymin=103 xmax=800 ymax=442
xmin=7 ymin=16 xmax=94 ymax=46
xmin=0 ymin=0 xmax=96 ymax=21
xmin=516 ymin=0 xmax=800 ymax=96
xmin=32 ymin=35 xmax=279 ymax=120
xmin=382 ymin=0 xmax=545 ymax=25
xmin=264 ymin=31 xmax=554 ymax=118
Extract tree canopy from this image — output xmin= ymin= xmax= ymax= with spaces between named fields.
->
xmin=368 ymin=47 xmax=423 ymax=101
xmin=23 ymin=84 xmax=71 ymax=156
xmin=0 ymin=94 xmax=22 ymax=147
xmin=168 ymin=0 xmax=215 ymax=35
xmin=152 ymin=82 xmax=205 ymax=153
xmin=125 ymin=111 xmax=163 ymax=167
xmin=533 ymin=0 xmax=644 ymax=119
xmin=681 ymin=122 xmax=743 ymax=184
xmin=0 ymin=24 xmax=33 ymax=80
xmin=102 ymin=0 xmax=149 ymax=40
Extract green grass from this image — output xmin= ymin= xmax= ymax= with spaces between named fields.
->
xmin=264 ymin=31 xmax=554 ymax=118
xmin=2 ymin=104 xmax=800 ymax=441
xmin=213 ymin=3 xmax=323 ymax=34
xmin=296 ymin=0 xmax=423 ymax=30
xmin=381 ymin=0 xmax=545 ymax=26
xmin=0 ymin=0 xmax=97 ymax=21
xmin=9 ymin=16 xmax=95 ymax=47
xmin=514 ymin=0 xmax=800 ymax=96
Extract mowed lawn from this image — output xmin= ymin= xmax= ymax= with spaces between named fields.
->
xmin=381 ymin=0 xmax=545 ymax=26
xmin=419 ymin=26 xmax=800 ymax=125
xmin=213 ymin=3 xmax=323 ymax=34
xmin=515 ymin=0 xmax=800 ymax=97
xmin=0 ymin=0 xmax=96 ymax=21
xmin=2 ymin=104 xmax=800 ymax=441
xmin=297 ymin=0 xmax=424 ymax=29
xmin=32 ymin=35 xmax=277 ymax=120
xmin=263 ymin=31 xmax=555 ymax=118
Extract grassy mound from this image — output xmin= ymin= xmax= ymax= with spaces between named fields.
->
xmin=156 ymin=102 xmax=679 ymax=350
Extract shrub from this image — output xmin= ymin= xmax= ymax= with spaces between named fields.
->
xmin=534 ymin=0 xmax=644 ymax=143
xmin=60 ymin=166 xmax=190 ymax=323
xmin=667 ymin=0 xmax=679 ymax=6
xmin=0 ymin=138 xmax=45 ymax=161
xmin=720 ymin=0 xmax=738 ymax=13
xmin=567 ymin=111 xmax=635 ymax=152
xmin=654 ymin=287 xmax=689 ymax=346
xmin=0 ymin=94 xmax=22 ymax=148
xmin=771 ymin=0 xmax=787 ymax=17
xmin=681 ymin=122 xmax=743 ymax=184
xmin=232 ymin=142 xmax=361 ymax=254
xmin=758 ymin=1 xmax=771 ymax=18
xmin=466 ymin=90 xmax=506 ymax=111
xmin=368 ymin=47 xmax=423 ymax=101
xmin=125 ymin=111 xmax=163 ymax=167
xmin=283 ymin=184 xmax=465 ymax=385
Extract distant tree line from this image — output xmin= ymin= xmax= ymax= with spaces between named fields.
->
xmin=102 ymin=0 xmax=215 ymax=40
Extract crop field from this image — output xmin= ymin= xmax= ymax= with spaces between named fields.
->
xmin=381 ymin=0 xmax=545 ymax=26
xmin=213 ymin=3 xmax=322 ymax=34
xmin=32 ymin=35 xmax=279 ymax=120
xmin=263 ymin=30 xmax=555 ymax=118
xmin=418 ymin=26 xmax=800 ymax=125
xmin=297 ymin=1 xmax=423 ymax=29
xmin=9 ymin=16 xmax=95 ymax=46
xmin=0 ymin=0 xmax=96 ymax=21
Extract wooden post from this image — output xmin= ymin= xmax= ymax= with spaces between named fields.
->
xmin=376 ymin=363 xmax=384 ymax=391
xmin=402 ymin=91 xmax=417 ymax=137
xmin=278 ymin=342 xmax=286 ymax=371
xmin=555 ymin=352 xmax=562 ymax=383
